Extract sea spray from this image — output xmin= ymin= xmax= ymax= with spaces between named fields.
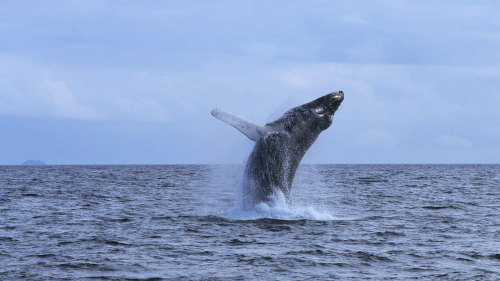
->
xmin=227 ymin=189 xmax=335 ymax=220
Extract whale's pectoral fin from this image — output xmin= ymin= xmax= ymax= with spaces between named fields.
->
xmin=211 ymin=109 xmax=261 ymax=141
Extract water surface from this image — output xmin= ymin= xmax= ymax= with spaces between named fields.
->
xmin=1 ymin=165 xmax=499 ymax=280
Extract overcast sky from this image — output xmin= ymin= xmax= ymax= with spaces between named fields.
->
xmin=1 ymin=0 xmax=499 ymax=164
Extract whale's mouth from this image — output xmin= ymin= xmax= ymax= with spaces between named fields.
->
xmin=327 ymin=91 xmax=344 ymax=113
xmin=315 ymin=91 xmax=343 ymax=115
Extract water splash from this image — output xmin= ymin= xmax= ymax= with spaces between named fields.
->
xmin=227 ymin=190 xmax=335 ymax=220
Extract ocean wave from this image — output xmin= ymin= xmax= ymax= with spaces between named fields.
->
xmin=227 ymin=191 xmax=335 ymax=221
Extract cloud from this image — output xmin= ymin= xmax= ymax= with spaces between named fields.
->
xmin=357 ymin=129 xmax=399 ymax=146
xmin=1 ymin=1 xmax=500 ymax=163
xmin=434 ymin=135 xmax=473 ymax=147
xmin=340 ymin=12 xmax=369 ymax=25
xmin=2 ymin=1 xmax=499 ymax=67
xmin=41 ymin=74 xmax=100 ymax=120
xmin=111 ymin=96 xmax=170 ymax=123
xmin=0 ymin=57 xmax=100 ymax=120
xmin=0 ymin=56 xmax=174 ymax=122
xmin=344 ymin=37 xmax=384 ymax=63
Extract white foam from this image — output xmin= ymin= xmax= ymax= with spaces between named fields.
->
xmin=227 ymin=190 xmax=335 ymax=220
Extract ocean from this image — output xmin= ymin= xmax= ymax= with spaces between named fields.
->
xmin=1 ymin=164 xmax=499 ymax=280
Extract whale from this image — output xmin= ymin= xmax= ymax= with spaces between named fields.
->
xmin=211 ymin=91 xmax=344 ymax=209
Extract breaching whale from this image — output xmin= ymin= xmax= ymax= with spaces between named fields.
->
xmin=212 ymin=91 xmax=344 ymax=210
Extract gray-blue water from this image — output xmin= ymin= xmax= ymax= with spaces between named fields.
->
xmin=1 ymin=164 xmax=499 ymax=280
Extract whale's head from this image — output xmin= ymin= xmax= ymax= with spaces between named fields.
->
xmin=308 ymin=91 xmax=344 ymax=124
xmin=256 ymin=91 xmax=343 ymax=149
xmin=265 ymin=91 xmax=343 ymax=148
xmin=256 ymin=91 xmax=343 ymax=158
xmin=286 ymin=91 xmax=343 ymax=131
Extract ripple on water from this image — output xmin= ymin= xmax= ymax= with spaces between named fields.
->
xmin=0 ymin=164 xmax=498 ymax=280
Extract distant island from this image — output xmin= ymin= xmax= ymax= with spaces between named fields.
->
xmin=22 ymin=160 xmax=46 ymax=165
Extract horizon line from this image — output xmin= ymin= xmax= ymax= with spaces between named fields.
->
xmin=2 ymin=163 xmax=499 ymax=166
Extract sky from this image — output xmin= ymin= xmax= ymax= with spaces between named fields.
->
xmin=1 ymin=0 xmax=500 ymax=164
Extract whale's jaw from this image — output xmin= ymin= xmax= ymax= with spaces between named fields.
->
xmin=312 ymin=91 xmax=344 ymax=117
xmin=327 ymin=91 xmax=344 ymax=114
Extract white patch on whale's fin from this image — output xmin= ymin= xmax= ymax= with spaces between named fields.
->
xmin=211 ymin=109 xmax=262 ymax=141
xmin=257 ymin=121 xmax=283 ymax=136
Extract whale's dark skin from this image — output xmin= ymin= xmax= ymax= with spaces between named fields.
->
xmin=242 ymin=91 xmax=344 ymax=209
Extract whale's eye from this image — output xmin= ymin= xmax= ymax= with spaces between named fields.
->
xmin=314 ymin=107 xmax=324 ymax=114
